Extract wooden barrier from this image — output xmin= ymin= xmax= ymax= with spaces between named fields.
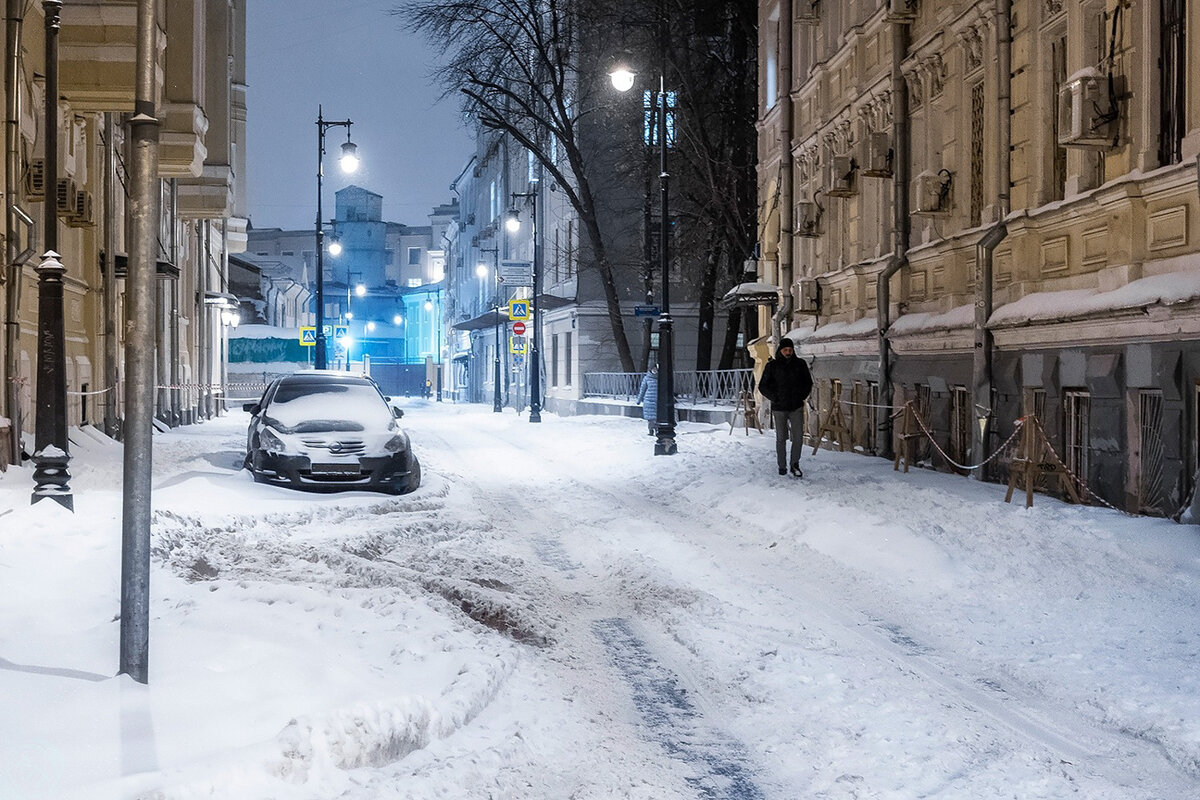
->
xmin=891 ymin=401 xmax=929 ymax=473
xmin=729 ymin=390 xmax=763 ymax=435
xmin=813 ymin=399 xmax=851 ymax=454
xmin=1004 ymin=415 xmax=1082 ymax=507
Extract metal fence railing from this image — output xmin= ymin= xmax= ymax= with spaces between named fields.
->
xmin=583 ymin=369 xmax=754 ymax=406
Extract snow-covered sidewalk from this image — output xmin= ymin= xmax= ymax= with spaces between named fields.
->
xmin=1 ymin=403 xmax=1198 ymax=799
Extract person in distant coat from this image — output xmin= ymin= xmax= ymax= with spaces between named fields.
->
xmin=757 ymin=337 xmax=814 ymax=477
xmin=636 ymin=363 xmax=659 ymax=435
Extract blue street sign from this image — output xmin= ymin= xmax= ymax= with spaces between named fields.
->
xmin=634 ymin=305 xmax=660 ymax=317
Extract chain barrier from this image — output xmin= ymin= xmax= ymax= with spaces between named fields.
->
xmin=66 ymin=386 xmax=114 ymax=397
xmin=903 ymin=401 xmax=1024 ymax=473
xmin=1026 ymin=415 xmax=1135 ymax=516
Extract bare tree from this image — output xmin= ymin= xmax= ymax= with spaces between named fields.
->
xmin=663 ymin=0 xmax=759 ymax=371
xmin=395 ymin=0 xmax=637 ymax=372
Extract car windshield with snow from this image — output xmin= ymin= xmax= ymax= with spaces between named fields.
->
xmin=242 ymin=371 xmax=421 ymax=494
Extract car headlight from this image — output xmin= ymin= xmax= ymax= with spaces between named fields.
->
xmin=384 ymin=433 xmax=409 ymax=453
xmin=261 ymin=427 xmax=287 ymax=453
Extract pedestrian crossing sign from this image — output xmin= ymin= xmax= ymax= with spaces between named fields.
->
xmin=510 ymin=336 xmax=527 ymax=355
xmin=299 ymin=326 xmax=316 ymax=346
xmin=509 ymin=299 xmax=530 ymax=321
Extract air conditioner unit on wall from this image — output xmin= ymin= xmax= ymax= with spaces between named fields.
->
xmin=862 ymin=132 xmax=893 ymax=178
xmin=56 ymin=178 xmax=76 ymax=217
xmin=795 ymin=201 xmax=822 ymax=237
xmin=797 ymin=277 xmax=820 ymax=313
xmin=66 ymin=190 xmax=94 ymax=228
xmin=24 ymin=158 xmax=45 ymax=200
xmin=1057 ymin=67 xmax=1118 ymax=148
xmin=794 ymin=0 xmax=819 ymax=24
xmin=823 ymin=156 xmax=857 ymax=197
xmin=911 ymin=169 xmax=952 ymax=215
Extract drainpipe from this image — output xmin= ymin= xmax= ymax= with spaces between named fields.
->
xmin=198 ymin=222 xmax=209 ymax=419
xmin=971 ymin=0 xmax=1012 ymax=473
xmin=4 ymin=0 xmax=33 ymax=463
xmin=102 ymin=112 xmax=119 ymax=436
xmin=877 ymin=18 xmax=912 ymax=458
xmin=773 ymin=0 xmax=793 ymax=339
xmin=169 ymin=180 xmax=180 ymax=424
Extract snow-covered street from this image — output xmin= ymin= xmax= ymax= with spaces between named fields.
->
xmin=2 ymin=402 xmax=1199 ymax=799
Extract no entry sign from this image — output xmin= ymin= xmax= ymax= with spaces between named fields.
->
xmin=512 ymin=321 xmax=527 ymax=335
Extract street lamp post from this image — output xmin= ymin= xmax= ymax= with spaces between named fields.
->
xmin=610 ymin=6 xmax=677 ymax=455
xmin=31 ymin=0 xmax=73 ymax=507
xmin=314 ymin=105 xmax=358 ymax=370
xmin=479 ymin=247 xmax=502 ymax=412
xmin=507 ymin=192 xmax=541 ymax=423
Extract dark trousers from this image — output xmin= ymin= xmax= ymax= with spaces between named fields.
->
xmin=772 ymin=408 xmax=805 ymax=469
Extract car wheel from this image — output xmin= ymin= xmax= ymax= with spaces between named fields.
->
xmin=397 ymin=455 xmax=421 ymax=494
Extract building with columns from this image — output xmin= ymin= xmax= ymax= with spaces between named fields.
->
xmin=758 ymin=0 xmax=1200 ymax=515
xmin=0 ymin=0 xmax=248 ymax=467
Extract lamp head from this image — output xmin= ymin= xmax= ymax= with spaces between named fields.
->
xmin=393 ymin=314 xmax=404 ymax=326
xmin=476 ymin=262 xmax=489 ymax=278
xmin=505 ymin=208 xmax=521 ymax=233
xmin=327 ymin=239 xmax=343 ymax=256
xmin=424 ymin=298 xmax=434 ymax=312
xmin=355 ymin=283 xmax=367 ymax=297
xmin=339 ymin=139 xmax=359 ymax=173
xmin=610 ymin=66 xmax=636 ymax=92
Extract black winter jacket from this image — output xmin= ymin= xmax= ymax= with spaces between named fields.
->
xmin=758 ymin=351 xmax=813 ymax=413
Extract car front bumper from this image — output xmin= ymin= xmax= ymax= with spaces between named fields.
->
xmin=251 ymin=449 xmax=416 ymax=492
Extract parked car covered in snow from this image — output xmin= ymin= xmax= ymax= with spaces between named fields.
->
xmin=242 ymin=371 xmax=421 ymax=494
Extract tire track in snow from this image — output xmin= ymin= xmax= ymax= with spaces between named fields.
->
xmin=593 ymin=617 xmax=766 ymax=800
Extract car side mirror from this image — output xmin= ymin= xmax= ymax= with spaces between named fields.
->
xmin=242 ymin=402 xmax=260 ymax=414
xmin=392 ymin=407 xmax=404 ymax=418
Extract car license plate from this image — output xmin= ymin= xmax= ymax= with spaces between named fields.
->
xmin=311 ymin=463 xmax=360 ymax=475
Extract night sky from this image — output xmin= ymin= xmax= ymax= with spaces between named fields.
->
xmin=245 ymin=0 xmax=474 ymax=231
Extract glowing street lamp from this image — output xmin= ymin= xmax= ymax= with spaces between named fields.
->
xmin=314 ymin=105 xmax=359 ymax=369
xmin=610 ymin=6 xmax=677 ymax=455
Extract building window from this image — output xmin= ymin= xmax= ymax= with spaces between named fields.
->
xmin=564 ymin=332 xmax=573 ymax=387
xmin=643 ymin=90 xmax=677 ymax=147
xmin=950 ymin=386 xmax=972 ymax=468
xmin=551 ymin=335 xmax=560 ymax=387
xmin=970 ymin=82 xmax=984 ymax=226
xmin=407 ymin=278 xmax=422 ymax=288
xmin=764 ymin=12 xmax=778 ymax=111
xmin=1159 ymin=0 xmax=1186 ymax=165
xmin=1138 ymin=389 xmax=1168 ymax=514
xmin=408 ymin=247 xmax=422 ymax=266
xmin=1050 ymin=35 xmax=1068 ymax=202
xmin=1064 ymin=389 xmax=1091 ymax=498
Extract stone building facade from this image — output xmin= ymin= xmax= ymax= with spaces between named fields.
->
xmin=0 ymin=0 xmax=248 ymax=463
xmin=758 ymin=0 xmax=1200 ymax=515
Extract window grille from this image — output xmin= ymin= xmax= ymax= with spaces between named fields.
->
xmin=915 ymin=384 xmax=932 ymax=462
xmin=1138 ymin=390 xmax=1168 ymax=514
xmin=1064 ymin=390 xmax=1090 ymax=498
xmin=970 ymin=83 xmax=984 ymax=226
xmin=950 ymin=386 xmax=972 ymax=469
xmin=1159 ymin=0 xmax=1186 ymax=165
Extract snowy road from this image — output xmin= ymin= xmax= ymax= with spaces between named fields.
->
xmin=5 ymin=402 xmax=1200 ymax=799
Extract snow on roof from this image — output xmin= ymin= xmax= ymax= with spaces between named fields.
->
xmin=890 ymin=304 xmax=975 ymax=336
xmin=990 ymin=269 xmax=1200 ymax=327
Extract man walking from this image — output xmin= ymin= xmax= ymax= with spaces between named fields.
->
xmin=757 ymin=337 xmax=813 ymax=477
